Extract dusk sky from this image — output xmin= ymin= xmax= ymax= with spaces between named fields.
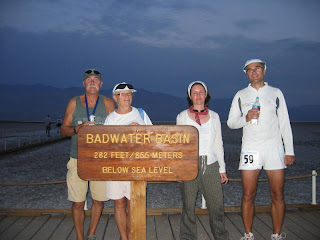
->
xmin=1 ymin=0 xmax=319 ymax=106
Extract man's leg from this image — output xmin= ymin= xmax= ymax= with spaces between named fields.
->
xmin=72 ymin=201 xmax=85 ymax=240
xmin=241 ymin=170 xmax=260 ymax=233
xmin=87 ymin=199 xmax=104 ymax=237
xmin=266 ymin=169 xmax=285 ymax=234
xmin=114 ymin=197 xmax=128 ymax=240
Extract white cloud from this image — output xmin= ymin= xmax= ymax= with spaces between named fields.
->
xmin=1 ymin=0 xmax=319 ymax=48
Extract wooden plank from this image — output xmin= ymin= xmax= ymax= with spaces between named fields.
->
xmin=297 ymin=210 xmax=320 ymax=228
xmin=67 ymin=216 xmax=90 ymax=240
xmin=224 ymin=214 xmax=243 ymax=239
xmin=0 ymin=216 xmax=33 ymax=240
xmin=251 ymin=215 xmax=272 ymax=239
xmin=129 ymin=181 xmax=146 ymax=240
xmin=255 ymin=212 xmax=300 ymax=240
xmin=167 ymin=213 xmax=211 ymax=239
xmin=282 ymin=213 xmax=318 ymax=240
xmin=0 ymin=215 xmax=19 ymax=233
xmin=226 ymin=212 xmax=264 ymax=239
xmin=49 ymin=215 xmax=74 ymax=240
xmin=78 ymin=125 xmax=199 ymax=181
xmin=17 ymin=215 xmax=50 ymax=240
xmin=31 ymin=215 xmax=64 ymax=240
xmin=197 ymin=215 xmax=214 ymax=239
xmin=1 ymin=203 xmax=318 ymax=216
xmin=309 ymin=210 xmax=320 ymax=218
xmin=168 ymin=214 xmax=180 ymax=239
xmin=0 ymin=208 xmax=72 ymax=216
xmin=146 ymin=216 xmax=156 ymax=240
xmin=103 ymin=214 xmax=120 ymax=240
xmin=286 ymin=211 xmax=320 ymax=238
xmin=154 ymin=214 xmax=174 ymax=240
xmin=0 ymin=215 xmax=6 ymax=223
xmin=94 ymin=214 xmax=109 ymax=239
xmin=195 ymin=217 xmax=211 ymax=240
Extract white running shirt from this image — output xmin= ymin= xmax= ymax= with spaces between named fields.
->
xmin=227 ymin=83 xmax=294 ymax=155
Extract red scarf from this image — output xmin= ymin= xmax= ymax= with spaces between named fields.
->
xmin=189 ymin=106 xmax=209 ymax=126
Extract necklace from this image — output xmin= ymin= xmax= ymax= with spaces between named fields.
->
xmin=85 ymin=94 xmax=100 ymax=122
xmin=192 ymin=109 xmax=206 ymax=112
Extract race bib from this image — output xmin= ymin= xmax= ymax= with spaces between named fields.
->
xmin=240 ymin=150 xmax=260 ymax=169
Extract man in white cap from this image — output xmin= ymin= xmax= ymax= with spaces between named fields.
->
xmin=227 ymin=59 xmax=295 ymax=240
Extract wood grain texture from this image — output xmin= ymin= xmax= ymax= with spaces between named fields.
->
xmin=77 ymin=125 xmax=199 ymax=181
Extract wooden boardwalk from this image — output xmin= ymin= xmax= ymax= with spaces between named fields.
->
xmin=0 ymin=209 xmax=320 ymax=240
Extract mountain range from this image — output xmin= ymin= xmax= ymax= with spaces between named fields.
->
xmin=1 ymin=84 xmax=319 ymax=122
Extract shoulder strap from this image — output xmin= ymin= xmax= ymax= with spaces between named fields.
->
xmin=138 ymin=108 xmax=144 ymax=120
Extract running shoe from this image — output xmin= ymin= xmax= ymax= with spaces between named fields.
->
xmin=271 ymin=232 xmax=286 ymax=240
xmin=240 ymin=232 xmax=254 ymax=240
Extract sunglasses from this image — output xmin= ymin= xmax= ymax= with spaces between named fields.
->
xmin=85 ymin=69 xmax=101 ymax=75
xmin=115 ymin=83 xmax=134 ymax=90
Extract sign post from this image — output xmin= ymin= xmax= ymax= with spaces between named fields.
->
xmin=78 ymin=125 xmax=199 ymax=240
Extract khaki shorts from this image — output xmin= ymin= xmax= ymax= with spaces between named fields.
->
xmin=66 ymin=157 xmax=109 ymax=202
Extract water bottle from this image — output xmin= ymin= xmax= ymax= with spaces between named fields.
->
xmin=251 ymin=97 xmax=260 ymax=125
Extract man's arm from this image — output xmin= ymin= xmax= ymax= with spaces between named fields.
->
xmin=61 ymin=97 xmax=78 ymax=137
xmin=277 ymin=89 xmax=295 ymax=165
xmin=277 ymin=89 xmax=295 ymax=156
xmin=227 ymin=93 xmax=247 ymax=129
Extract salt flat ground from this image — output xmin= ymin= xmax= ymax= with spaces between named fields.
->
xmin=0 ymin=122 xmax=319 ymax=209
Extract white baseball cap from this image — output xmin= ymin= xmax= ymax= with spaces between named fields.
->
xmin=112 ymin=82 xmax=137 ymax=95
xmin=243 ymin=59 xmax=266 ymax=73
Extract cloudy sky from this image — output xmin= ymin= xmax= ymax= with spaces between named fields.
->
xmin=1 ymin=0 xmax=319 ymax=106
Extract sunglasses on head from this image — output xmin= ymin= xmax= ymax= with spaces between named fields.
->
xmin=85 ymin=69 xmax=100 ymax=75
xmin=115 ymin=83 xmax=134 ymax=90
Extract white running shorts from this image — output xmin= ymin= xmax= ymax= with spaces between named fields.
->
xmin=239 ymin=145 xmax=285 ymax=170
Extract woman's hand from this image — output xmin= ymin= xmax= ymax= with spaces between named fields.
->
xmin=220 ymin=172 xmax=228 ymax=184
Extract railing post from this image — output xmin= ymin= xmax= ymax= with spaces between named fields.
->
xmin=201 ymin=194 xmax=207 ymax=209
xmin=18 ymin=137 xmax=21 ymax=147
xmin=29 ymin=135 xmax=32 ymax=144
xmin=312 ymin=170 xmax=317 ymax=205
xmin=4 ymin=138 xmax=7 ymax=151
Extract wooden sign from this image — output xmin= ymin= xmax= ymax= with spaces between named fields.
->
xmin=77 ymin=125 xmax=199 ymax=181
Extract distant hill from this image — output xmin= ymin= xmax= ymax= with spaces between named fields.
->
xmin=0 ymin=84 xmax=319 ymax=122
